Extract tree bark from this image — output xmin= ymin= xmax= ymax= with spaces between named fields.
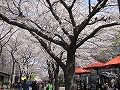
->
xmin=64 ymin=50 xmax=77 ymax=90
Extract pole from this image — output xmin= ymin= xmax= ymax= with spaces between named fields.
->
xmin=89 ymin=0 xmax=91 ymax=14
xmin=117 ymin=0 xmax=120 ymax=13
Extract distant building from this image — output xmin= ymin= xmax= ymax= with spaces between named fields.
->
xmin=0 ymin=55 xmax=11 ymax=86
xmin=0 ymin=54 xmax=20 ymax=87
xmin=0 ymin=72 xmax=10 ymax=85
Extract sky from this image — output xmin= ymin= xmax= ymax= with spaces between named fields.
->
xmin=85 ymin=0 xmax=97 ymax=5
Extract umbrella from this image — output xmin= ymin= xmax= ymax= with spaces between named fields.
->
xmin=75 ymin=67 xmax=91 ymax=75
xmin=75 ymin=67 xmax=90 ymax=89
xmin=101 ymin=56 xmax=120 ymax=85
xmin=83 ymin=61 xmax=105 ymax=86
xmin=84 ymin=61 xmax=104 ymax=74
xmin=104 ymin=56 xmax=120 ymax=68
xmin=75 ymin=67 xmax=91 ymax=84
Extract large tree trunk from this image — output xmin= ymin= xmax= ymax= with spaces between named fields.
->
xmin=64 ymin=50 xmax=77 ymax=90
xmin=64 ymin=72 xmax=77 ymax=90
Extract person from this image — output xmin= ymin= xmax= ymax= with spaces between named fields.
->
xmin=91 ymin=83 xmax=96 ymax=90
xmin=22 ymin=79 xmax=32 ymax=90
xmin=114 ymin=80 xmax=120 ymax=90
xmin=102 ymin=83 xmax=109 ymax=90
xmin=83 ymin=83 xmax=86 ymax=90
xmin=16 ymin=82 xmax=22 ymax=90
xmin=46 ymin=81 xmax=53 ymax=90
xmin=31 ymin=80 xmax=39 ymax=90
xmin=106 ymin=81 xmax=114 ymax=90
xmin=0 ymin=84 xmax=2 ymax=90
xmin=41 ymin=82 xmax=44 ymax=90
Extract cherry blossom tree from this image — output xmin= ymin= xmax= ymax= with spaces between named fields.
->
xmin=0 ymin=0 xmax=119 ymax=90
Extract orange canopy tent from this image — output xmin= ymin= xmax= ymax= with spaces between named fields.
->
xmin=103 ymin=56 xmax=120 ymax=68
xmin=83 ymin=61 xmax=105 ymax=86
xmin=75 ymin=67 xmax=90 ymax=75
xmin=84 ymin=61 xmax=104 ymax=70
xmin=84 ymin=61 xmax=104 ymax=75
xmin=75 ymin=67 xmax=90 ymax=89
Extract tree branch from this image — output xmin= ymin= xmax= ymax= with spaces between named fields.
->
xmin=59 ymin=0 xmax=69 ymax=9
xmin=54 ymin=34 xmax=66 ymax=44
xmin=0 ymin=27 xmax=12 ymax=40
xmin=88 ymin=17 xmax=108 ymax=25
xmin=30 ymin=32 xmax=66 ymax=69
xmin=70 ymin=0 xmax=77 ymax=9
xmin=60 ymin=0 xmax=76 ymax=27
xmin=46 ymin=0 xmax=72 ymax=41
xmin=74 ymin=0 xmax=108 ymax=41
xmin=0 ymin=13 xmax=67 ymax=50
xmin=28 ymin=19 xmax=45 ymax=31
xmin=77 ymin=0 xmax=108 ymax=31
xmin=75 ymin=22 xmax=120 ymax=49
xmin=46 ymin=0 xmax=62 ymax=24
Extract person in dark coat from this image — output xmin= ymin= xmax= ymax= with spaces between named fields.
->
xmin=31 ymin=80 xmax=39 ymax=90
xmin=16 ymin=82 xmax=22 ymax=90
xmin=114 ymin=81 xmax=120 ymax=90
xmin=22 ymin=79 xmax=32 ymax=90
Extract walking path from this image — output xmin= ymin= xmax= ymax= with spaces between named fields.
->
xmin=2 ymin=87 xmax=65 ymax=90
xmin=44 ymin=87 xmax=65 ymax=90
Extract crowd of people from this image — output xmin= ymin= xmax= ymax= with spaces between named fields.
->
xmin=13 ymin=78 xmax=120 ymax=90
xmin=100 ymin=79 xmax=120 ymax=90
xmin=77 ymin=78 xmax=120 ymax=90
xmin=13 ymin=79 xmax=53 ymax=90
xmin=13 ymin=79 xmax=39 ymax=90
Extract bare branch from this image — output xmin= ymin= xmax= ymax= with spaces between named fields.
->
xmin=0 ymin=27 xmax=12 ymax=40
xmin=60 ymin=0 xmax=76 ymax=27
xmin=75 ymin=22 xmax=120 ymax=49
xmin=12 ymin=0 xmax=22 ymax=16
xmin=46 ymin=0 xmax=72 ymax=42
xmin=52 ymin=0 xmax=59 ymax=6
xmin=88 ymin=0 xmax=108 ymax=19
xmin=70 ymin=0 xmax=77 ymax=9
xmin=59 ymin=0 xmax=69 ymax=9
xmin=5 ymin=0 xmax=18 ymax=15
xmin=46 ymin=0 xmax=62 ymax=24
xmin=28 ymin=19 xmax=45 ymax=31
xmin=75 ymin=0 xmax=109 ymax=39
xmin=88 ymin=17 xmax=108 ymax=25
xmin=67 ymin=9 xmax=76 ymax=27
xmin=30 ymin=31 xmax=66 ymax=69
xmin=0 ymin=13 xmax=67 ymax=49
xmin=2 ymin=30 xmax=17 ymax=47
xmin=54 ymin=34 xmax=66 ymax=44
